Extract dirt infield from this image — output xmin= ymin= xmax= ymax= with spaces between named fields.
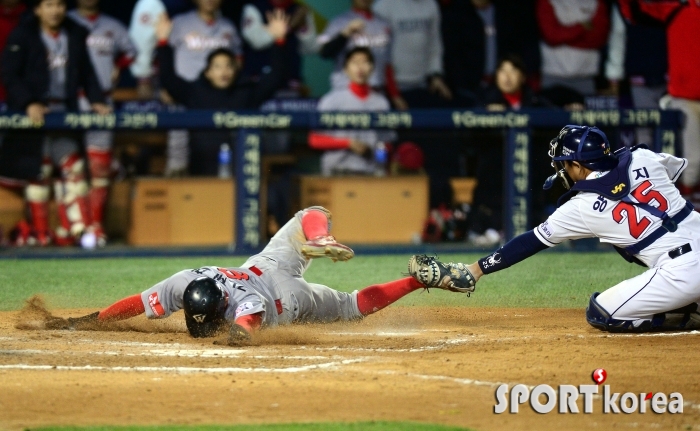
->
xmin=1 ymin=304 xmax=699 ymax=431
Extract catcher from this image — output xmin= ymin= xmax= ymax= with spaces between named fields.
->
xmin=409 ymin=125 xmax=700 ymax=333
xmin=55 ymin=206 xmax=474 ymax=344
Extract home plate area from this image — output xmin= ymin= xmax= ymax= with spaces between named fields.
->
xmin=1 ymin=307 xmax=700 ymax=431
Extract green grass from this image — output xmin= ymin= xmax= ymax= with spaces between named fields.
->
xmin=0 ymin=252 xmax=646 ymax=311
xmin=29 ymin=423 xmax=472 ymax=431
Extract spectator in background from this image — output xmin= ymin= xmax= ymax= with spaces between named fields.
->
xmin=373 ymin=0 xmax=452 ymax=108
xmin=309 ymin=47 xmax=393 ymax=176
xmin=164 ymin=0 xmax=242 ymax=177
xmin=604 ymin=3 xmax=667 ymax=145
xmin=68 ymin=0 xmax=137 ymax=247
xmin=128 ymin=0 xmax=193 ymax=99
xmin=480 ymin=55 xmax=540 ymax=111
xmin=618 ymin=0 xmax=700 ymax=205
xmin=0 ymin=0 xmax=27 ymax=105
xmin=0 ymin=0 xmax=110 ymax=246
xmin=317 ymin=0 xmax=407 ymax=110
xmin=537 ymin=0 xmax=609 ymax=98
xmin=438 ymin=0 xmax=540 ymax=107
xmin=241 ymin=0 xmax=316 ymax=97
xmin=156 ymin=11 xmax=290 ymax=176
xmin=467 ymin=55 xmax=541 ymax=247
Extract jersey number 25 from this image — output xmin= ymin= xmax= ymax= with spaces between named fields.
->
xmin=611 ymin=180 xmax=669 ymax=239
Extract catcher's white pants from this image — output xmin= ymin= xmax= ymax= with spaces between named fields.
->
xmin=242 ymin=207 xmax=361 ymax=324
xmin=596 ymin=236 xmax=700 ymax=327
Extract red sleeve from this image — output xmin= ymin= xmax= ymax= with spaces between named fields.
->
xmin=115 ymin=53 xmax=134 ymax=70
xmin=235 ymin=313 xmax=262 ymax=333
xmin=308 ymin=132 xmax=351 ymax=150
xmin=98 ymin=294 xmax=146 ymax=321
xmin=574 ymin=0 xmax=610 ymax=49
xmin=537 ymin=0 xmax=587 ymax=46
xmin=384 ymin=64 xmax=401 ymax=100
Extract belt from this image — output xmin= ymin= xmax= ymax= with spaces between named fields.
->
xmin=249 ymin=266 xmax=263 ymax=276
xmin=669 ymin=243 xmax=692 ymax=259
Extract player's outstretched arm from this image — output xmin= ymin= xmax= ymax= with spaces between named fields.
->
xmin=473 ymin=230 xmax=549 ymax=277
xmin=46 ymin=294 xmax=146 ymax=330
xmin=222 ymin=313 xmax=263 ymax=346
xmin=409 ymin=230 xmax=549 ymax=295
xmin=97 ymin=294 xmax=146 ymax=321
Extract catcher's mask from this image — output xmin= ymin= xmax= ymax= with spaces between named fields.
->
xmin=543 ymin=125 xmax=619 ymax=191
xmin=183 ymin=277 xmax=228 ymax=338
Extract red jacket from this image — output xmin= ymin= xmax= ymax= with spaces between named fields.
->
xmin=619 ymin=0 xmax=700 ymax=100
xmin=0 ymin=3 xmax=26 ymax=102
xmin=537 ymin=0 xmax=610 ymax=50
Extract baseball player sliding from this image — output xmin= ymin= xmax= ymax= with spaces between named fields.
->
xmin=52 ymin=207 xmax=459 ymax=344
xmin=409 ymin=125 xmax=700 ymax=332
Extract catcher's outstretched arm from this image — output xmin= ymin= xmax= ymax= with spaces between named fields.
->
xmin=473 ymin=230 xmax=549 ymax=277
xmin=98 ymin=294 xmax=146 ymax=321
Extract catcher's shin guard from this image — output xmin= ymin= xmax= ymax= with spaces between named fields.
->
xmin=586 ymin=292 xmax=654 ymax=332
xmin=408 ymin=255 xmax=476 ymax=294
xmin=87 ymin=148 xmax=111 ymax=246
xmin=24 ymin=183 xmax=52 ymax=246
xmin=55 ymin=154 xmax=90 ymax=238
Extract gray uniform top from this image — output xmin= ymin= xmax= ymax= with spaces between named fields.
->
xmin=317 ymin=10 xmax=393 ymax=90
xmin=373 ymin=0 xmax=443 ymax=89
xmin=41 ymin=30 xmax=69 ymax=100
xmin=68 ymin=11 xmax=137 ymax=92
xmin=316 ymin=88 xmax=392 ymax=176
xmin=169 ymin=10 xmax=242 ymax=81
xmin=476 ymin=4 xmax=497 ymax=76
xmin=140 ymin=265 xmax=282 ymax=327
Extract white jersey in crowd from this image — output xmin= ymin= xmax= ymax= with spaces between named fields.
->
xmin=317 ymin=10 xmax=393 ymax=90
xmin=372 ymin=0 xmax=443 ymax=89
xmin=316 ymin=87 xmax=393 ymax=176
xmin=534 ymin=148 xmax=699 ymax=268
xmin=169 ymin=10 xmax=242 ymax=82
xmin=128 ymin=0 xmax=165 ymax=79
xmin=68 ymin=10 xmax=137 ymax=92
xmin=241 ymin=3 xmax=317 ymax=53
xmin=141 ymin=265 xmax=282 ymax=327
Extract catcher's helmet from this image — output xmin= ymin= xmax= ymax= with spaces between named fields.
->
xmin=543 ymin=125 xmax=618 ymax=190
xmin=183 ymin=277 xmax=228 ymax=338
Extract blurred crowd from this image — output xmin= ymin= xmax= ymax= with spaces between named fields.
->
xmin=0 ymin=0 xmax=698 ymax=247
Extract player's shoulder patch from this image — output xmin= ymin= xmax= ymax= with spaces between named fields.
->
xmin=147 ymin=292 xmax=165 ymax=316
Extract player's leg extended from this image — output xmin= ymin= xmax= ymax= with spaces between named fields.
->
xmin=243 ymin=206 xmax=353 ymax=278
xmin=86 ymin=131 xmax=114 ymax=247
xmin=298 ymin=207 xmax=354 ymax=262
xmin=18 ymin=141 xmax=54 ymax=246
xmin=52 ymin=137 xmax=91 ymax=245
xmin=587 ymin=248 xmax=700 ymax=332
xmin=291 ymin=277 xmax=424 ymax=324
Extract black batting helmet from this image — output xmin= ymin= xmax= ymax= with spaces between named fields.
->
xmin=183 ymin=277 xmax=228 ymax=338
xmin=543 ymin=125 xmax=619 ymax=190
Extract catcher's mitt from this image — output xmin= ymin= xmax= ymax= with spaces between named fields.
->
xmin=408 ymin=254 xmax=476 ymax=294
